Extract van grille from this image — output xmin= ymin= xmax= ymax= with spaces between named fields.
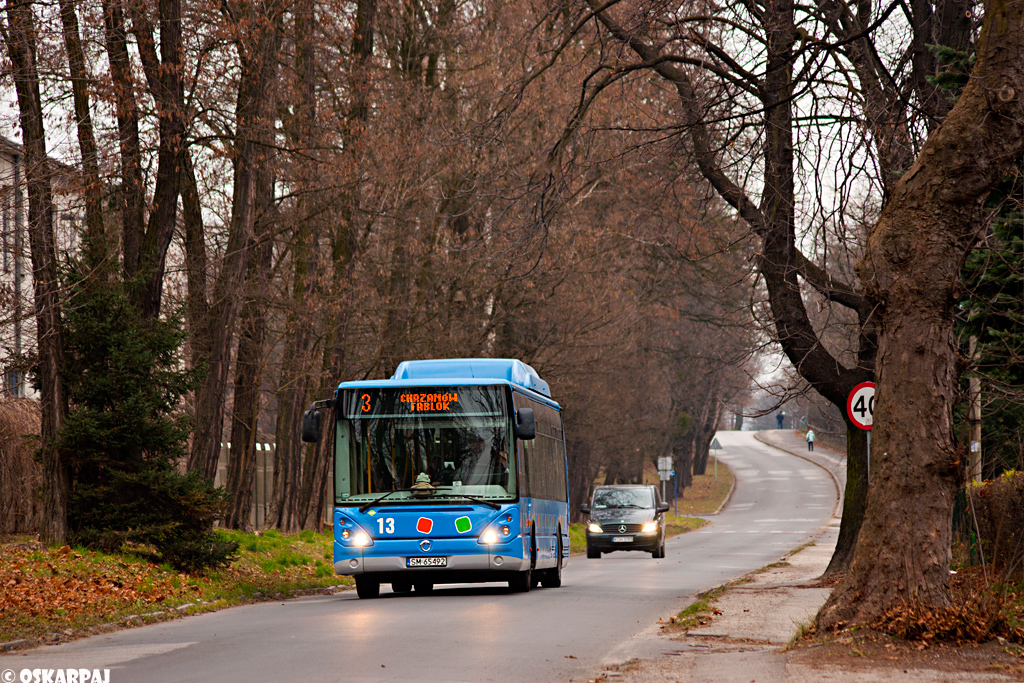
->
xmin=601 ymin=523 xmax=643 ymax=533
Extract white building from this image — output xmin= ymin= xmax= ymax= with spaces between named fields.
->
xmin=0 ymin=134 xmax=81 ymax=398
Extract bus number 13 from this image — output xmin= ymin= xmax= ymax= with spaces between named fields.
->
xmin=377 ymin=517 xmax=395 ymax=534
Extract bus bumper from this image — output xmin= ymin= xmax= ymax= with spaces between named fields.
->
xmin=334 ymin=538 xmax=527 ymax=576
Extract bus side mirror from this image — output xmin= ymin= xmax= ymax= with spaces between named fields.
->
xmin=301 ymin=408 xmax=322 ymax=443
xmin=515 ymin=408 xmax=536 ymax=440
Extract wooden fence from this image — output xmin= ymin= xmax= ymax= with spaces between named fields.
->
xmin=215 ymin=442 xmax=334 ymax=529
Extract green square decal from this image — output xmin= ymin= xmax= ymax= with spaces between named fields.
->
xmin=455 ymin=516 xmax=472 ymax=533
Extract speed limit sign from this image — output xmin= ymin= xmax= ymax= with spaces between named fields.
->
xmin=847 ymin=381 xmax=875 ymax=430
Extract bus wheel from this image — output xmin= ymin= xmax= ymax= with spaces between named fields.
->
xmin=509 ymin=568 xmax=531 ymax=592
xmin=414 ymin=582 xmax=434 ymax=594
xmin=541 ymin=535 xmax=563 ymax=588
xmin=392 ymin=581 xmax=412 ymax=594
xmin=355 ymin=576 xmax=380 ymax=599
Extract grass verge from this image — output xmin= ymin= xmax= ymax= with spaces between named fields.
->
xmin=0 ymin=529 xmax=352 ymax=645
xmin=663 ymin=584 xmax=729 ymax=630
xmin=674 ymin=457 xmax=734 ymax=516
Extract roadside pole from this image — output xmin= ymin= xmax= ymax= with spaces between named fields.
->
xmin=709 ymin=436 xmax=722 ymax=483
xmin=657 ymin=456 xmax=672 ymax=506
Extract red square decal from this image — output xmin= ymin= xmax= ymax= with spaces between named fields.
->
xmin=416 ymin=517 xmax=433 ymax=534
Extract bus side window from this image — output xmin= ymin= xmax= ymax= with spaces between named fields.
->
xmin=519 ymin=438 xmax=531 ymax=497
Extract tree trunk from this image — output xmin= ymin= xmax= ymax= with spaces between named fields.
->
xmin=181 ymin=151 xmax=209 ymax=372
xmin=4 ymin=0 xmax=69 ymax=543
xmin=824 ymin=423 xmax=868 ymax=576
xmin=224 ymin=233 xmax=273 ymax=530
xmin=188 ymin=0 xmax=284 ymax=480
xmin=271 ymin=339 xmax=310 ymax=532
xmin=57 ymin=0 xmax=106 ymax=264
xmin=99 ymin=0 xmax=145 ymax=278
xmin=819 ymin=0 xmax=1024 ymax=628
xmin=135 ymin=0 xmax=185 ymax=320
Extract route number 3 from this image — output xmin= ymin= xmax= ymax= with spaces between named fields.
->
xmin=377 ymin=517 xmax=395 ymax=534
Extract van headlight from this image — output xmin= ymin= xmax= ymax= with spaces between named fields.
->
xmin=641 ymin=522 xmax=658 ymax=533
xmin=588 ymin=523 xmax=602 ymax=533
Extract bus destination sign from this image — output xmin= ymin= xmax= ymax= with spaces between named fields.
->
xmin=399 ymin=392 xmax=459 ymax=412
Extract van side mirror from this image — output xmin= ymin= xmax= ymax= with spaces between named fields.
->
xmin=657 ymin=502 xmax=670 ymax=513
xmin=579 ymin=503 xmax=591 ymax=515
xmin=301 ymin=409 xmax=322 ymax=443
xmin=514 ymin=408 xmax=536 ymax=440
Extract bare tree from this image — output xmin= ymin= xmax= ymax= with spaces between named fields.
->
xmin=3 ymin=0 xmax=70 ymax=543
xmin=820 ymin=0 xmax=1024 ymax=626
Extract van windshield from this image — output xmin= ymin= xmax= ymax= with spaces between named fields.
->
xmin=592 ymin=488 xmax=654 ymax=509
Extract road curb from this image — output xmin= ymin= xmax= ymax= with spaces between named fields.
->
xmin=709 ymin=457 xmax=736 ymax=516
xmin=753 ymin=431 xmax=843 ymax=519
xmin=1 ymin=639 xmax=29 ymax=652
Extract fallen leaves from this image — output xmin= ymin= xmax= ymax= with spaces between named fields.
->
xmin=0 ymin=547 xmax=184 ymax=621
xmin=870 ymin=567 xmax=1024 ymax=644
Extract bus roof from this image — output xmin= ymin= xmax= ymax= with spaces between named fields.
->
xmin=337 ymin=358 xmax=556 ymax=404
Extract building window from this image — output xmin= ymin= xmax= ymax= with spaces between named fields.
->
xmin=4 ymin=369 xmax=24 ymax=397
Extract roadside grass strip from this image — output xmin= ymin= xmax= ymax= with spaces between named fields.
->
xmin=0 ymin=529 xmax=352 ymax=645
xmin=662 ymin=584 xmax=729 ymax=631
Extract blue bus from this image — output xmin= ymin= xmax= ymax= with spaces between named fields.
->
xmin=302 ymin=358 xmax=570 ymax=598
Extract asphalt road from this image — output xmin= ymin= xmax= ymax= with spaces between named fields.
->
xmin=1 ymin=431 xmax=837 ymax=683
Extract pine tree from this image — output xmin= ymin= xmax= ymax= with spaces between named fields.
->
xmin=58 ymin=262 xmax=237 ymax=571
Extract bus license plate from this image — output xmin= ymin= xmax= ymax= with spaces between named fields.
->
xmin=407 ymin=557 xmax=447 ymax=568
xmin=612 ymin=536 xmax=633 ymax=543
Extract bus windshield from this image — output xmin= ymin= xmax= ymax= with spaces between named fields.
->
xmin=334 ymin=385 xmax=516 ymax=504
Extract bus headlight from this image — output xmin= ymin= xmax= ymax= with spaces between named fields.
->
xmin=481 ymin=529 xmax=499 ymax=544
xmin=641 ymin=522 xmax=658 ymax=533
xmin=588 ymin=523 xmax=602 ymax=534
xmin=352 ymin=531 xmax=371 ymax=546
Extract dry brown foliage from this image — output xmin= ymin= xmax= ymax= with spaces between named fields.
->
xmin=0 ymin=398 xmax=42 ymax=535
xmin=970 ymin=473 xmax=1024 ymax=582
xmin=0 ymin=546 xmax=183 ymax=621
xmin=869 ymin=567 xmax=1024 ymax=644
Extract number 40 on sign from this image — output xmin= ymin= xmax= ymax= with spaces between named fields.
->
xmin=847 ymin=381 xmax=875 ymax=431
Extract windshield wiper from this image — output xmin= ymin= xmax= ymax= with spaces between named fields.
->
xmin=358 ymin=488 xmax=419 ymax=512
xmin=434 ymin=488 xmax=501 ymax=509
xmin=358 ymin=487 xmax=501 ymax=512
xmin=613 ymin=504 xmax=645 ymax=509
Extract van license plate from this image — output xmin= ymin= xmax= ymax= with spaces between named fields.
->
xmin=612 ymin=536 xmax=633 ymax=543
xmin=407 ymin=557 xmax=447 ymax=568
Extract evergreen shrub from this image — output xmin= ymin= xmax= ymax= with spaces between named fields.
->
xmin=58 ymin=266 xmax=237 ymax=571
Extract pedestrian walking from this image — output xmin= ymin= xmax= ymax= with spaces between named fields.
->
xmin=776 ymin=412 xmax=785 ymax=429
xmin=806 ymin=429 xmax=815 ymax=452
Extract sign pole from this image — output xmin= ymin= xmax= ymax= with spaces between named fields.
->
xmin=866 ymin=431 xmax=871 ymax=483
xmin=847 ymin=381 xmax=876 ymax=484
